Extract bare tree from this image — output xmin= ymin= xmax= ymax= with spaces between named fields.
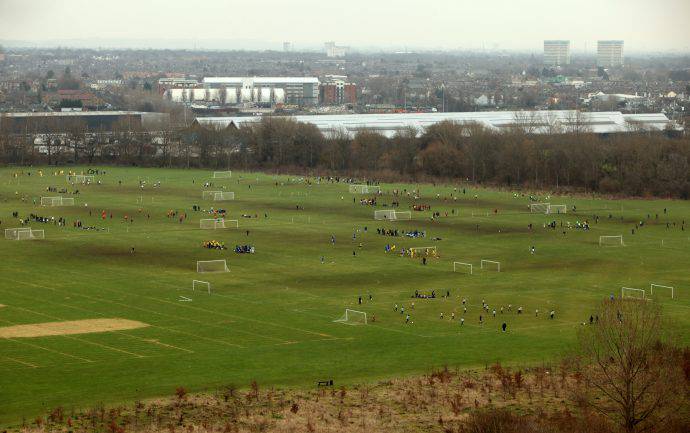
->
xmin=571 ymin=299 xmax=685 ymax=433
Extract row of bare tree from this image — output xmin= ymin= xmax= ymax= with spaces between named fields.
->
xmin=1 ymin=116 xmax=688 ymax=197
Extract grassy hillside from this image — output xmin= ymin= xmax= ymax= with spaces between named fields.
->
xmin=0 ymin=166 xmax=688 ymax=425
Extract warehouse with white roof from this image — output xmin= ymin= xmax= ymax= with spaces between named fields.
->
xmin=194 ymin=111 xmax=679 ymax=137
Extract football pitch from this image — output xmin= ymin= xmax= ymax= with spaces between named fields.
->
xmin=0 ymin=166 xmax=688 ymax=424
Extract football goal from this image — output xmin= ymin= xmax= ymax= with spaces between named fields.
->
xmin=394 ymin=211 xmax=412 ymax=220
xmin=453 ymin=261 xmax=473 ymax=274
xmin=547 ymin=204 xmax=567 ymax=214
xmin=41 ymin=196 xmax=74 ymax=206
xmin=197 ymin=259 xmax=229 ymax=273
xmin=409 ymin=246 xmax=437 ymax=258
xmin=650 ymin=283 xmax=674 ymax=299
xmin=5 ymin=228 xmax=44 ymax=240
xmin=192 ymin=280 xmax=211 ymax=294
xmin=200 ymin=218 xmax=227 ymax=229
xmin=600 ymin=235 xmax=624 ymax=247
xmin=202 ymin=191 xmax=222 ymax=199
xmin=374 ymin=209 xmax=396 ymax=220
xmin=213 ymin=192 xmax=235 ymax=201
xmin=529 ymin=203 xmax=550 ymax=214
xmin=480 ymin=259 xmax=501 ymax=272
xmin=333 ymin=309 xmax=367 ymax=325
xmin=213 ymin=171 xmax=232 ymax=179
xmin=621 ymin=287 xmax=646 ymax=300
xmin=67 ymin=174 xmax=94 ymax=183
xmin=349 ymin=184 xmax=380 ymax=194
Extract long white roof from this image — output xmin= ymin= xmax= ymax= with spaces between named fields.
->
xmin=203 ymin=77 xmax=319 ymax=85
xmin=194 ymin=111 xmax=677 ymax=138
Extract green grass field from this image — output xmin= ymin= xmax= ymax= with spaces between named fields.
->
xmin=0 ymin=166 xmax=688 ymax=425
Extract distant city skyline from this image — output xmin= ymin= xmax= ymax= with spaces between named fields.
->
xmin=0 ymin=0 xmax=689 ymax=53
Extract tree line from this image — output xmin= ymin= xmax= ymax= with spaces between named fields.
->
xmin=1 ymin=116 xmax=688 ymax=198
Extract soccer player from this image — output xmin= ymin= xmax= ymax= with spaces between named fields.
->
xmin=479 ymin=315 xmax=483 ymax=325
xmin=492 ymin=309 xmax=496 ymax=317
xmin=440 ymin=312 xmax=444 ymax=319
xmin=358 ymin=296 xmax=362 ymax=305
xmin=502 ymin=323 xmax=507 ymax=332
xmin=406 ymin=314 xmax=410 ymax=324
xmin=550 ymin=310 xmax=555 ymax=320
xmin=460 ymin=318 xmax=465 ymax=326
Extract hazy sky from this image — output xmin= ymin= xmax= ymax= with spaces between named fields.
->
xmin=1 ymin=0 xmax=689 ymax=52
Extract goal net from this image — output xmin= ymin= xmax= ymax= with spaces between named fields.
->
xmin=197 ymin=259 xmax=229 ymax=273
xmin=480 ymin=259 xmax=501 ymax=272
xmin=394 ymin=211 xmax=412 ymax=220
xmin=213 ymin=192 xmax=235 ymax=201
xmin=213 ymin=171 xmax=232 ymax=179
xmin=621 ymin=287 xmax=646 ymax=300
xmin=409 ymin=246 xmax=437 ymax=258
xmin=200 ymin=218 xmax=227 ymax=229
xmin=547 ymin=204 xmax=567 ymax=214
xmin=192 ymin=280 xmax=211 ymax=294
xmin=650 ymin=283 xmax=674 ymax=299
xmin=202 ymin=191 xmax=222 ymax=199
xmin=67 ymin=174 xmax=94 ymax=183
xmin=374 ymin=210 xmax=396 ymax=220
xmin=599 ymin=235 xmax=624 ymax=247
xmin=5 ymin=228 xmax=44 ymax=240
xmin=349 ymin=184 xmax=380 ymax=194
xmin=453 ymin=261 xmax=473 ymax=274
xmin=333 ymin=309 xmax=367 ymax=325
xmin=529 ymin=203 xmax=550 ymax=214
xmin=41 ymin=196 xmax=74 ymax=206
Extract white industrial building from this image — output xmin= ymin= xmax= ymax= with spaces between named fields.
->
xmin=203 ymin=77 xmax=319 ymax=105
xmin=194 ymin=111 xmax=678 ymax=138
xmin=163 ymin=77 xmax=319 ymax=106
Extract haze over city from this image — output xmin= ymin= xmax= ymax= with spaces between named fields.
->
xmin=1 ymin=0 xmax=689 ymax=52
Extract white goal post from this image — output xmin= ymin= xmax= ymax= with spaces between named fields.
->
xmin=349 ymin=184 xmax=380 ymax=194
xmin=200 ymin=218 xmax=227 ymax=229
xmin=213 ymin=171 xmax=232 ymax=179
xmin=453 ymin=261 xmax=473 ymax=274
xmin=192 ymin=280 xmax=211 ymax=294
xmin=374 ymin=209 xmax=396 ymax=220
xmin=197 ymin=259 xmax=229 ymax=273
xmin=480 ymin=259 xmax=501 ymax=272
xmin=202 ymin=191 xmax=222 ymax=199
xmin=529 ymin=203 xmax=550 ymax=213
xmin=41 ymin=196 xmax=74 ymax=206
xmin=650 ymin=283 xmax=674 ymax=299
xmin=213 ymin=192 xmax=235 ymax=201
xmin=67 ymin=174 xmax=94 ymax=183
xmin=621 ymin=287 xmax=646 ymax=300
xmin=547 ymin=204 xmax=567 ymax=214
xmin=5 ymin=227 xmax=44 ymax=240
xmin=333 ymin=309 xmax=367 ymax=325
xmin=600 ymin=235 xmax=624 ymax=246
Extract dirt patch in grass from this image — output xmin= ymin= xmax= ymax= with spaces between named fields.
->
xmin=0 ymin=304 xmax=5 ymax=308
xmin=0 ymin=318 xmax=148 ymax=338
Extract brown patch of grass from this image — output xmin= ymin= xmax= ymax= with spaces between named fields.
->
xmin=0 ymin=318 xmax=148 ymax=338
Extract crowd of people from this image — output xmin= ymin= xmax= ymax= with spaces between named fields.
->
xmin=234 ymin=245 xmax=255 ymax=254
xmin=202 ymin=240 xmax=226 ymax=250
